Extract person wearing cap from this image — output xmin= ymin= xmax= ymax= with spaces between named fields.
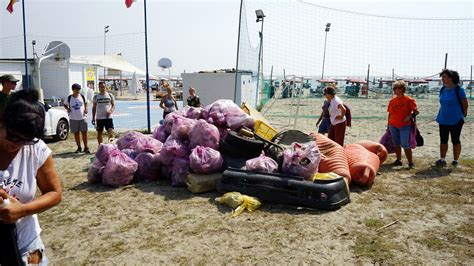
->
xmin=323 ymin=84 xmax=347 ymax=146
xmin=64 ymin=83 xmax=90 ymax=154
xmin=159 ymin=82 xmax=178 ymax=119
xmin=187 ymin=86 xmax=201 ymax=107
xmin=0 ymin=74 xmax=19 ymax=113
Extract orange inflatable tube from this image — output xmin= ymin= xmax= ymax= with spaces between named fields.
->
xmin=354 ymin=140 xmax=388 ymax=164
xmin=311 ymin=133 xmax=351 ymax=184
xmin=344 ymin=144 xmax=380 ymax=186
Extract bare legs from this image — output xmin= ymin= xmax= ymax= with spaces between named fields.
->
xmin=394 ymin=146 xmax=413 ymax=164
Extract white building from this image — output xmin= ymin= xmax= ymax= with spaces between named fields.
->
xmin=0 ymin=55 xmax=149 ymax=104
xmin=182 ymin=71 xmax=257 ymax=108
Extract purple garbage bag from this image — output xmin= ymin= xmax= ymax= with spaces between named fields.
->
xmin=130 ymin=136 xmax=163 ymax=154
xmin=158 ymin=137 xmax=190 ymax=165
xmin=152 ymin=125 xmax=169 ymax=143
xmin=95 ymin=143 xmax=119 ymax=164
xmin=188 ymin=119 xmax=220 ymax=150
xmin=379 ymin=128 xmax=396 ymax=154
xmin=121 ymin=148 xmax=138 ymax=160
xmin=189 ymin=146 xmax=223 ymax=174
xmin=102 ymin=150 xmax=138 ymax=187
xmin=186 ymin=106 xmax=203 ymax=119
xmin=134 ymin=152 xmax=161 ymax=182
xmin=282 ymin=142 xmax=321 ymax=179
xmin=117 ymin=131 xmax=146 ymax=150
xmin=176 ymin=106 xmax=202 ymax=119
xmin=163 ymin=113 xmax=179 ymax=134
xmin=170 ymin=115 xmax=196 ymax=140
xmin=161 ymin=164 xmax=172 ymax=180
xmin=87 ymin=158 xmax=105 ymax=184
xmin=171 ymin=157 xmax=190 ymax=187
xmin=246 ymin=153 xmax=279 ymax=173
xmin=205 ymin=99 xmax=255 ymax=130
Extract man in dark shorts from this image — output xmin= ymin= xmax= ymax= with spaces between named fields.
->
xmin=92 ymin=82 xmax=116 ymax=144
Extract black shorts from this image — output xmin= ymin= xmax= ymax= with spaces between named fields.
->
xmin=439 ymin=119 xmax=464 ymax=145
xmin=96 ymin=119 xmax=114 ymax=132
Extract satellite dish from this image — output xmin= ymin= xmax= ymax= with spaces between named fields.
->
xmin=44 ymin=41 xmax=70 ymax=61
xmin=158 ymin=58 xmax=172 ymax=69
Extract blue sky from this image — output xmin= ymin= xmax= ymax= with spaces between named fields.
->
xmin=1 ymin=0 xmax=473 ymax=77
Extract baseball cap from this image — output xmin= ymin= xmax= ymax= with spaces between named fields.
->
xmin=72 ymin=83 xmax=81 ymax=90
xmin=0 ymin=74 xmax=19 ymax=83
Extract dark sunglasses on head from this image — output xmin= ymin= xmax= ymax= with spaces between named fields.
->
xmin=5 ymin=134 xmax=39 ymax=145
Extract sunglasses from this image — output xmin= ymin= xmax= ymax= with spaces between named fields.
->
xmin=5 ymin=134 xmax=39 ymax=145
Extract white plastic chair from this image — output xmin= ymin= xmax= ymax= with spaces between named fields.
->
xmin=51 ymin=96 xmax=62 ymax=107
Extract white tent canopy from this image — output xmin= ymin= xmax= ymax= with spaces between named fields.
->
xmin=70 ymin=55 xmax=157 ymax=79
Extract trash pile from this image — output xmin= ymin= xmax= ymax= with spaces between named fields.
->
xmin=87 ymin=99 xmax=389 ymax=212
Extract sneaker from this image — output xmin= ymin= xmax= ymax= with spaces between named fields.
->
xmin=75 ymin=147 xmax=82 ymax=153
xmin=83 ymin=147 xmax=91 ymax=154
xmin=391 ymin=159 xmax=403 ymax=166
xmin=408 ymin=162 xmax=415 ymax=169
xmin=435 ymin=159 xmax=447 ymax=167
xmin=451 ymin=160 xmax=459 ymax=167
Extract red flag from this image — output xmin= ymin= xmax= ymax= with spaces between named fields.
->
xmin=6 ymin=0 xmax=17 ymax=13
xmin=125 ymin=0 xmax=135 ymax=8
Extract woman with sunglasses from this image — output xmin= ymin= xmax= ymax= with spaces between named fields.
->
xmin=0 ymin=89 xmax=62 ymax=265
xmin=387 ymin=80 xmax=419 ymax=168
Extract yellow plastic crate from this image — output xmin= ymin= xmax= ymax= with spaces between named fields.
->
xmin=254 ymin=120 xmax=278 ymax=141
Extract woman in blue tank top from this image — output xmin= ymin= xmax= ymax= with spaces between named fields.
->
xmin=159 ymin=82 xmax=178 ymax=119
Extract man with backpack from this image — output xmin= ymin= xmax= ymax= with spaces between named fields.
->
xmin=64 ymin=83 xmax=90 ymax=153
xmin=92 ymin=81 xmax=116 ymax=144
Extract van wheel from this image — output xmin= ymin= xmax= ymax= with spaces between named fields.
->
xmin=54 ymin=119 xmax=69 ymax=141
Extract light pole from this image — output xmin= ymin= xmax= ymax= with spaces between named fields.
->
xmin=255 ymin=9 xmax=265 ymax=108
xmin=103 ymin=25 xmax=110 ymax=79
xmin=321 ymin=23 xmax=331 ymax=79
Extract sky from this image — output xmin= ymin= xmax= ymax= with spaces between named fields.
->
xmin=0 ymin=0 xmax=473 ymax=77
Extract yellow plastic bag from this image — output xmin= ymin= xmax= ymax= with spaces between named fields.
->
xmin=215 ymin=192 xmax=261 ymax=217
xmin=311 ymin=172 xmax=341 ymax=182
xmin=312 ymin=172 xmax=350 ymax=190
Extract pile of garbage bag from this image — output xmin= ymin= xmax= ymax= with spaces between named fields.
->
xmin=88 ymin=99 xmax=253 ymax=187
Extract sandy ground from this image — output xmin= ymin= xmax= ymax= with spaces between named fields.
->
xmin=39 ymin=95 xmax=473 ymax=264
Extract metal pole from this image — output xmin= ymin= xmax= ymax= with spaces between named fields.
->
xmin=234 ymin=0 xmax=244 ymax=103
xmin=366 ymin=64 xmax=370 ymax=99
xmin=470 ymin=65 xmax=472 ymax=98
xmin=144 ymin=0 xmax=151 ymax=133
xmin=392 ymin=68 xmax=395 ymax=97
xmin=321 ymin=31 xmax=328 ymax=79
xmin=21 ymin=0 xmax=29 ymax=90
xmin=444 ymin=53 xmax=448 ymax=69
xmin=255 ymin=18 xmax=264 ymax=109
xmin=103 ymin=26 xmax=108 ymax=79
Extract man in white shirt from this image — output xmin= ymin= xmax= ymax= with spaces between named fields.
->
xmin=92 ymin=82 xmax=115 ymax=144
xmin=64 ymin=83 xmax=90 ymax=153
